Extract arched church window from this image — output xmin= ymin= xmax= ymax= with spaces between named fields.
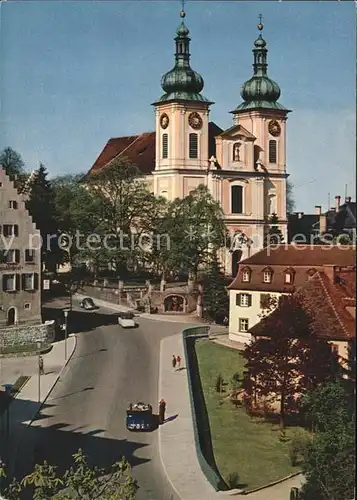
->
xmin=269 ymin=140 xmax=277 ymax=164
xmin=162 ymin=134 xmax=168 ymax=159
xmin=189 ymin=133 xmax=198 ymax=159
xmin=233 ymin=142 xmax=241 ymax=162
xmin=231 ymin=185 xmax=243 ymax=214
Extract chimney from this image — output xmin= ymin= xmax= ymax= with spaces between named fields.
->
xmin=319 ymin=213 xmax=327 ymax=233
xmin=324 ymin=265 xmax=336 ymax=283
xmin=345 ymin=196 xmax=352 ymax=203
xmin=314 ymin=205 xmax=321 ymax=215
xmin=335 ymin=195 xmax=341 ymax=212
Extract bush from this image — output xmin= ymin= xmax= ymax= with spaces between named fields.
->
xmin=215 ymin=373 xmax=224 ymax=393
xmin=288 ymin=429 xmax=311 ymax=466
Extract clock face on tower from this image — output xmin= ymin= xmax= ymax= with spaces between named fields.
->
xmin=160 ymin=113 xmax=169 ymax=129
xmin=188 ymin=112 xmax=203 ymax=130
xmin=268 ymin=120 xmax=281 ymax=137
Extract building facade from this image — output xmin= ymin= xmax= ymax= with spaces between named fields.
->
xmin=228 ymin=244 xmax=356 ymax=343
xmin=0 ymin=168 xmax=42 ymax=327
xmin=87 ymin=11 xmax=291 ymax=276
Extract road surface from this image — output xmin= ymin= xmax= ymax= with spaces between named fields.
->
xmin=14 ymin=299 xmax=190 ymax=500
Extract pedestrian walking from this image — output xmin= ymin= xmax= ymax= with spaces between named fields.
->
xmin=176 ymin=355 xmax=181 ymax=369
xmin=158 ymin=398 xmax=166 ymax=424
xmin=172 ymin=355 xmax=177 ymax=370
xmin=39 ymin=355 xmax=44 ymax=375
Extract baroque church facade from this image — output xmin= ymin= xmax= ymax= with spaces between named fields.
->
xmin=88 ymin=10 xmax=291 ymax=276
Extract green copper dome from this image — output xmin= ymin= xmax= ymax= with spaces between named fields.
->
xmin=153 ymin=12 xmax=213 ymax=105
xmin=232 ymin=28 xmax=288 ymax=113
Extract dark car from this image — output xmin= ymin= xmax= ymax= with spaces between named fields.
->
xmin=80 ymin=297 xmax=97 ymax=310
xmin=126 ymin=402 xmax=155 ymax=431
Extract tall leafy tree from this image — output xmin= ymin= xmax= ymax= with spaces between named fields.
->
xmin=299 ymin=381 xmax=355 ymax=500
xmin=26 ymin=164 xmax=63 ymax=272
xmin=243 ymin=295 xmax=339 ymax=430
xmin=264 ymin=212 xmax=284 ymax=246
xmin=0 ymin=146 xmax=28 ymax=189
xmin=202 ymin=254 xmax=229 ymax=323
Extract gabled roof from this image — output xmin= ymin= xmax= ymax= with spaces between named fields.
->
xmin=249 ymin=270 xmax=356 ymax=341
xmin=87 ymin=122 xmax=223 ymax=177
xmin=217 ymin=124 xmax=256 ymax=141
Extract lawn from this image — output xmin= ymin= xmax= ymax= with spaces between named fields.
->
xmin=195 ymin=340 xmax=302 ymax=492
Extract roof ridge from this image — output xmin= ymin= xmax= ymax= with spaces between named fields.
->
xmin=318 ymin=272 xmax=349 ymax=337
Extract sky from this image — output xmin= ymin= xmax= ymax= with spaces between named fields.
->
xmin=0 ymin=1 xmax=355 ymax=213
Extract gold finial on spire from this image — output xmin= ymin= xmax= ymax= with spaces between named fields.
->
xmin=257 ymin=13 xmax=263 ymax=31
xmin=180 ymin=0 xmax=186 ymax=18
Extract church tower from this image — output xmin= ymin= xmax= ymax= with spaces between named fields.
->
xmin=152 ymin=8 xmax=214 ymax=200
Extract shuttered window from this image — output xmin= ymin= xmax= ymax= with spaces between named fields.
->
xmin=269 ymin=140 xmax=277 ymax=163
xmin=189 ymin=133 xmax=198 ymax=159
xmin=162 ymin=134 xmax=168 ymax=159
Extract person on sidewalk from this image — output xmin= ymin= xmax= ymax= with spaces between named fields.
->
xmin=158 ymin=398 xmax=166 ymax=424
xmin=39 ymin=356 xmax=44 ymax=375
xmin=172 ymin=355 xmax=177 ymax=370
xmin=176 ymin=355 xmax=181 ymax=369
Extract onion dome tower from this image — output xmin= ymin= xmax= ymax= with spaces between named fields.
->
xmin=231 ymin=19 xmax=288 ymax=113
xmin=153 ymin=9 xmax=212 ymax=104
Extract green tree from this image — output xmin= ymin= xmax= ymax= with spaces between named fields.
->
xmin=202 ymin=254 xmax=229 ymax=323
xmin=243 ymin=295 xmax=339 ymax=430
xmin=0 ymin=146 xmax=28 ymax=189
xmin=25 ymin=164 xmax=64 ymax=272
xmin=299 ymin=382 xmax=355 ymax=500
xmin=1 ymin=448 xmax=138 ymax=500
xmin=264 ymin=212 xmax=284 ymax=246
xmin=286 ymin=180 xmax=295 ymax=213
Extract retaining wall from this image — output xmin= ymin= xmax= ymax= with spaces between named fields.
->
xmin=0 ymin=321 xmax=55 ymax=347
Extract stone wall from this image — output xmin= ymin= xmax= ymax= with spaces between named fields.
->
xmin=0 ymin=320 xmax=55 ymax=348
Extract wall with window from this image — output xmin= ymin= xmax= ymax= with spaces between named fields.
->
xmin=0 ymin=167 xmax=42 ymax=327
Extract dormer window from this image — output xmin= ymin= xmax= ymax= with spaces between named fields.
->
xmin=263 ymin=268 xmax=273 ymax=283
xmin=241 ymin=267 xmax=251 ymax=283
xmin=284 ymin=268 xmax=295 ymax=284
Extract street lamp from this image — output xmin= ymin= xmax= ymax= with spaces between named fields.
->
xmin=37 ymin=341 xmax=41 ymax=403
xmin=63 ymin=309 xmax=70 ymax=361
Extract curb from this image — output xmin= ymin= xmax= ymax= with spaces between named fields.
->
xmin=157 ymin=336 xmax=183 ymax=500
xmin=241 ymin=471 xmax=304 ymax=496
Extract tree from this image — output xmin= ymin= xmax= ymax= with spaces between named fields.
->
xmin=264 ymin=213 xmax=284 ymax=246
xmin=286 ymin=180 xmax=295 ymax=213
xmin=299 ymin=382 xmax=355 ymax=500
xmin=0 ymin=147 xmax=28 ymax=189
xmin=25 ymin=164 xmax=64 ymax=272
xmin=1 ymin=448 xmax=138 ymax=500
xmin=202 ymin=254 xmax=229 ymax=323
xmin=243 ymin=295 xmax=339 ymax=430
xmin=86 ymin=158 xmax=159 ymax=276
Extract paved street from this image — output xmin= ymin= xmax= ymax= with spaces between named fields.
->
xmin=13 ymin=298 xmax=194 ymax=500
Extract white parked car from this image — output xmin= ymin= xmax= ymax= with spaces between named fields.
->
xmin=118 ymin=312 xmax=136 ymax=328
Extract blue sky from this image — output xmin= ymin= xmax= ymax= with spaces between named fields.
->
xmin=0 ymin=1 xmax=355 ymax=212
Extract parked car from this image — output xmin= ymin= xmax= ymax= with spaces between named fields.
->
xmin=80 ymin=297 xmax=97 ymax=310
xmin=126 ymin=402 xmax=155 ymax=431
xmin=118 ymin=312 xmax=136 ymax=328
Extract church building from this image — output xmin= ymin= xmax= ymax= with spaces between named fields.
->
xmin=87 ymin=10 xmax=291 ymax=277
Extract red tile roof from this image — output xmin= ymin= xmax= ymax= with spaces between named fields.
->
xmin=87 ymin=122 xmax=224 ymax=177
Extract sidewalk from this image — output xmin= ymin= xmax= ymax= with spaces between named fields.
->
xmin=158 ymin=333 xmax=304 ymax=500
xmin=0 ymin=335 xmax=77 ymax=477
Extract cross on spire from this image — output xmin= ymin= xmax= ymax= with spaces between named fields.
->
xmin=257 ymin=13 xmax=264 ymax=31
xmin=258 ymin=14 xmax=263 ymax=24
xmin=180 ymin=0 xmax=186 ymax=17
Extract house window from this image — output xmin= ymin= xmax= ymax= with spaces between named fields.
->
xmin=263 ymin=270 xmax=272 ymax=283
xmin=285 ymin=272 xmax=293 ymax=284
xmin=269 ymin=140 xmax=277 ymax=163
xmin=22 ymin=273 xmax=35 ymax=291
xmin=236 ymin=293 xmax=252 ymax=307
xmin=24 ymin=303 xmax=31 ymax=310
xmin=241 ymin=268 xmax=251 ymax=282
xmin=189 ymin=133 xmax=198 ymax=159
xmin=3 ymin=274 xmax=16 ymax=292
xmin=231 ymin=185 xmax=243 ymax=214
xmin=239 ymin=318 xmax=249 ymax=332
xmin=9 ymin=200 xmax=18 ymax=209
xmin=5 ymin=250 xmax=19 ymax=264
xmin=25 ymin=249 xmax=35 ymax=262
xmin=233 ymin=142 xmax=241 ymax=162
xmin=3 ymin=224 xmax=19 ymax=237
xmin=162 ymin=134 xmax=168 ymax=159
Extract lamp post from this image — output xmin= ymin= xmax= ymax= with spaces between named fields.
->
xmin=37 ymin=341 xmax=41 ymax=403
xmin=63 ymin=309 xmax=70 ymax=361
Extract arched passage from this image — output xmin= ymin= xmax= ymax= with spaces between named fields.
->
xmin=7 ymin=307 xmax=17 ymax=326
xmin=164 ymin=295 xmax=187 ymax=313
